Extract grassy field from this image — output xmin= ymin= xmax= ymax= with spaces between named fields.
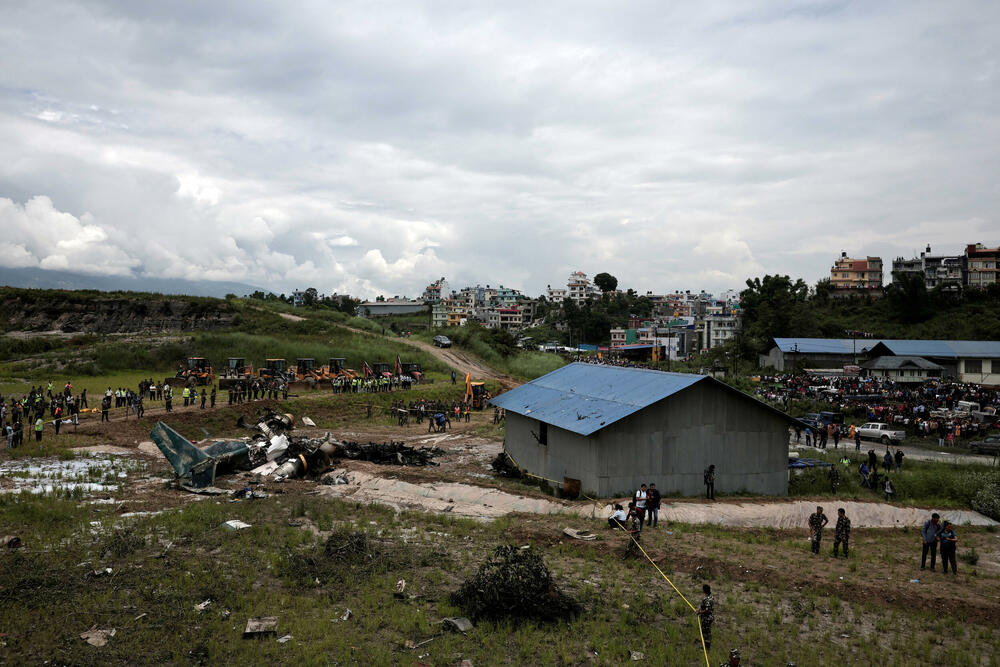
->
xmin=2 ymin=487 xmax=998 ymax=665
xmin=789 ymin=449 xmax=1000 ymax=511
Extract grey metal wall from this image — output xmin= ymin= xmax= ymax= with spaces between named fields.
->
xmin=503 ymin=381 xmax=789 ymax=498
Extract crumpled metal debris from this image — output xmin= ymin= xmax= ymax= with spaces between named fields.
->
xmin=1 ymin=535 xmax=22 ymax=549
xmin=563 ymin=527 xmax=597 ymax=541
xmin=243 ymin=616 xmax=278 ymax=638
xmin=332 ymin=440 xmax=442 ymax=466
xmin=442 ymin=617 xmax=473 ymax=633
xmin=490 ymin=452 xmax=522 ymax=478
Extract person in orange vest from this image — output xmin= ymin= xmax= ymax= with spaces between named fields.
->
xmin=53 ymin=404 xmax=62 ymax=435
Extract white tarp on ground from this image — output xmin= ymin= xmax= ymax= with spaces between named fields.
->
xmin=316 ymin=470 xmax=998 ymax=528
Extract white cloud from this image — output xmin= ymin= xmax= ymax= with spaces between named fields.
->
xmin=0 ymin=196 xmax=139 ymax=276
xmin=0 ymin=1 xmax=997 ymax=298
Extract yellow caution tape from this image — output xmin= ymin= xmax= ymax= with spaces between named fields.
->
xmin=503 ymin=449 xmax=711 ymax=667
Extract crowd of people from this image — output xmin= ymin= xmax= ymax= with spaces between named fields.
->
xmin=756 ymin=374 xmax=1000 ymax=444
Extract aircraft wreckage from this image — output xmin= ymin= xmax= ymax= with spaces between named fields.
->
xmin=150 ymin=409 xmax=441 ymax=489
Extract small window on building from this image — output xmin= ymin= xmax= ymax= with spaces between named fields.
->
xmin=965 ymin=359 xmax=983 ymax=374
xmin=538 ymin=421 xmax=548 ymax=446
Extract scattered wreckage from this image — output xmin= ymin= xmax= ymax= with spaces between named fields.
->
xmin=150 ymin=409 xmax=442 ymax=490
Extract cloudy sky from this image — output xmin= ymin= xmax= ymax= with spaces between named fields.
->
xmin=1 ymin=1 xmax=998 ymax=299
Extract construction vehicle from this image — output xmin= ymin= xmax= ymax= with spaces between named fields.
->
xmin=372 ymin=362 xmax=394 ymax=378
xmin=325 ymin=358 xmax=359 ymax=380
xmin=466 ymin=380 xmax=488 ymax=410
xmin=290 ymin=358 xmax=326 ymax=390
xmin=166 ymin=357 xmax=214 ymax=387
xmin=258 ymin=358 xmax=290 ymax=382
xmin=401 ymin=362 xmax=423 ymax=382
xmin=219 ymin=357 xmax=253 ymax=389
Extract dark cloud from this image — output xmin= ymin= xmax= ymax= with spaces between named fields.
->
xmin=1 ymin=0 xmax=998 ymax=297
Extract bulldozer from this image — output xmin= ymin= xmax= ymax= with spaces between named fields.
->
xmin=324 ymin=358 xmax=359 ymax=380
xmin=258 ymin=358 xmax=290 ymax=382
xmin=166 ymin=357 xmax=214 ymax=388
xmin=290 ymin=358 xmax=326 ymax=390
xmin=401 ymin=362 xmax=423 ymax=382
xmin=219 ymin=357 xmax=253 ymax=389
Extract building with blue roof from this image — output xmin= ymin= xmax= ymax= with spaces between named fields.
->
xmin=762 ymin=338 xmax=1000 ymax=384
xmin=490 ymin=363 xmax=797 ymax=497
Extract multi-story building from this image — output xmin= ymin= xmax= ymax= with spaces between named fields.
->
xmin=545 ymin=286 xmax=567 ymax=303
xmin=431 ymin=301 xmax=449 ymax=328
xmin=565 ymin=271 xmax=601 ymax=305
xmin=892 ymin=245 xmax=965 ymax=291
xmin=830 ymin=253 xmax=883 ymax=295
xmin=422 ymin=277 xmax=448 ymax=304
xmin=486 ymin=308 xmax=523 ymax=331
xmin=966 ymin=243 xmax=999 ymax=288
xmin=491 ymin=285 xmax=521 ymax=309
xmin=697 ymin=313 xmax=741 ymax=350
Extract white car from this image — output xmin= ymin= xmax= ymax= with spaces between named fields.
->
xmin=857 ymin=422 xmax=905 ymax=445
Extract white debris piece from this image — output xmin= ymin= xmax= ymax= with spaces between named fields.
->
xmin=266 ymin=435 xmax=289 ymax=461
xmin=222 ymin=520 xmax=252 ymax=531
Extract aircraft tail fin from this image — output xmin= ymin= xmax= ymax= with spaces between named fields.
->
xmin=150 ymin=421 xmax=209 ymax=480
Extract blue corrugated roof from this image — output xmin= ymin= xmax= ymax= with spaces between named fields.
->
xmin=489 ymin=363 xmax=707 ymax=436
xmin=775 ymin=338 xmax=1000 ymax=359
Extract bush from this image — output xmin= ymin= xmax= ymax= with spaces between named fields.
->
xmin=969 ymin=473 xmax=1000 ymax=521
xmin=451 ymin=545 xmax=579 ymax=624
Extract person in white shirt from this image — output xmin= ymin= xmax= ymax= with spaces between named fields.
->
xmin=608 ymin=504 xmax=627 ymax=529
xmin=633 ymin=484 xmax=648 ymax=530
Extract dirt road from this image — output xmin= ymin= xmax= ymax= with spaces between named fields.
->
xmin=342 ymin=325 xmax=521 ymax=390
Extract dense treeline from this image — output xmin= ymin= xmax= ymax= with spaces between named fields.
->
xmin=739 ymin=274 xmax=1000 ymax=358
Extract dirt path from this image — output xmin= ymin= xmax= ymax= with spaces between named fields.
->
xmin=341 ymin=325 xmax=521 ymax=389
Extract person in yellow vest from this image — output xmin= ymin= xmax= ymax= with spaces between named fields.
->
xmin=182 ymin=386 xmax=190 ymax=407
xmin=34 ymin=417 xmax=44 ymax=443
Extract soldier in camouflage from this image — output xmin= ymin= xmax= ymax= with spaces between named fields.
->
xmin=808 ymin=505 xmax=829 ymax=554
xmin=832 ymin=507 xmax=851 ymax=558
xmin=697 ymin=584 xmax=714 ymax=651
xmin=720 ymin=647 xmax=741 ymax=666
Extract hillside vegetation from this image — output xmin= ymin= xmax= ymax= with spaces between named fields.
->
xmin=738 ymin=275 xmax=1000 ymax=358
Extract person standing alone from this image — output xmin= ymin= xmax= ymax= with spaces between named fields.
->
xmin=704 ymin=465 xmax=716 ymax=500
xmin=697 ymin=584 xmax=714 ymax=651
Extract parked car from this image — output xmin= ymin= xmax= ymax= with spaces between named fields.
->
xmin=857 ymin=422 xmax=906 ymax=445
xmin=970 ymin=436 xmax=1000 ymax=456
xmin=433 ymin=335 xmax=452 ymax=348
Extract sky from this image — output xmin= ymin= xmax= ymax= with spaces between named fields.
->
xmin=1 ymin=1 xmax=998 ymax=300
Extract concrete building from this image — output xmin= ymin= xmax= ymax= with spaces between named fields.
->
xmin=431 ymin=301 xmax=449 ymax=328
xmin=697 ymin=313 xmax=741 ymax=350
xmin=861 ymin=356 xmax=944 ymax=383
xmin=358 ymin=300 xmax=427 ymax=318
xmin=892 ymin=245 xmax=965 ymax=291
xmin=422 ymin=278 xmax=449 ymax=304
xmin=545 ymin=286 xmax=567 ymax=304
xmin=490 ymin=363 xmax=795 ymax=497
xmin=830 ymin=252 xmax=883 ymax=295
xmin=486 ymin=307 xmax=522 ymax=330
xmin=966 ymin=243 xmax=999 ymax=288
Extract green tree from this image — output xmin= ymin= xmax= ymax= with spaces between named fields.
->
xmin=593 ymin=272 xmax=618 ymax=293
xmin=885 ymin=272 xmax=932 ymax=324
xmin=303 ymin=287 xmax=318 ymax=307
xmin=740 ymin=275 xmax=816 ymax=355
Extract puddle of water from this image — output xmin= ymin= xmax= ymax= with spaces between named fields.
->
xmin=0 ymin=454 xmax=144 ymax=496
